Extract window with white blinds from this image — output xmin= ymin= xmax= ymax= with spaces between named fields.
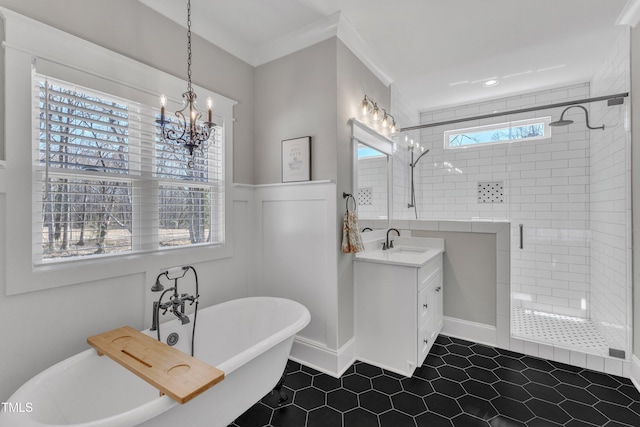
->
xmin=34 ymin=74 xmax=225 ymax=262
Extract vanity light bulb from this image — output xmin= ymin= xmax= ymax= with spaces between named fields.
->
xmin=359 ymin=96 xmax=372 ymax=116
xmin=372 ymin=104 xmax=381 ymax=121
xmin=381 ymin=114 xmax=389 ymax=128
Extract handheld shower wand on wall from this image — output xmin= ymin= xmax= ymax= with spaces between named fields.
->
xmin=406 ymin=138 xmax=429 ymax=219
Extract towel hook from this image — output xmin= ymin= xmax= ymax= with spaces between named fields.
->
xmin=343 ymin=192 xmax=357 ymax=212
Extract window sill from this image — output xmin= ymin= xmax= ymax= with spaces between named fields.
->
xmin=8 ymin=242 xmax=232 ymax=296
xmin=33 ymin=242 xmax=227 ymax=269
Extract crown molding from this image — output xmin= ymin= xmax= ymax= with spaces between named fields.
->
xmin=617 ymin=0 xmax=640 ymax=27
xmin=252 ymin=11 xmax=394 ymax=87
xmin=252 ymin=12 xmax=340 ymax=67
xmin=335 ymin=13 xmax=394 ymax=86
xmin=138 ymin=1 xmax=394 ymax=87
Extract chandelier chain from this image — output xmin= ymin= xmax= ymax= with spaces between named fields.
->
xmin=186 ymin=0 xmax=192 ymax=92
xmin=158 ymin=0 xmax=215 ymax=165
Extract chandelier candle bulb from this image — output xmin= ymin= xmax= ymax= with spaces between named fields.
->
xmin=160 ymin=95 xmax=166 ymax=122
xmin=207 ymin=98 xmax=213 ymax=123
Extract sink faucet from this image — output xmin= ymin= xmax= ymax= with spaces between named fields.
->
xmin=383 ymin=228 xmax=400 ymax=250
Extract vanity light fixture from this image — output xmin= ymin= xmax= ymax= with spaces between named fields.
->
xmin=358 ymin=95 xmax=398 ymax=135
xmin=156 ymin=0 xmax=216 ymax=168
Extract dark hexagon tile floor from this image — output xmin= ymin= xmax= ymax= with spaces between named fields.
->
xmin=230 ymin=335 xmax=640 ymax=426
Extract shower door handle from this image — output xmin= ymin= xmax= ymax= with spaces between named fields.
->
xmin=519 ymin=224 xmax=523 ymax=249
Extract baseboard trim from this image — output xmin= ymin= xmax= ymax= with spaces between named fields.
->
xmin=631 ymin=355 xmax=640 ymax=393
xmin=289 ymin=336 xmax=356 ymax=378
xmin=442 ymin=316 xmax=497 ymax=347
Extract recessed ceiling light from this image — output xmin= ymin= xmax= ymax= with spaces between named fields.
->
xmin=483 ymin=79 xmax=499 ymax=87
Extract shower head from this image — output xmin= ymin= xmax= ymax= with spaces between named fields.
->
xmin=549 ymin=105 xmax=604 ymax=130
xmin=549 ymin=118 xmax=574 ymax=127
xmin=151 ymin=272 xmax=167 ymax=292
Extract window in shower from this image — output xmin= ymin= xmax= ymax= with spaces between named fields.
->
xmin=444 ymin=116 xmax=551 ymax=149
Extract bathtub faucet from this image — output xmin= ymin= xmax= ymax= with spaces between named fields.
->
xmin=150 ymin=267 xmax=198 ymax=330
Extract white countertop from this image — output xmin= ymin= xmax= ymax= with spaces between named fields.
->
xmin=355 ymin=237 xmax=444 ymax=267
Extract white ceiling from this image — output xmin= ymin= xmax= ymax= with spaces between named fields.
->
xmin=140 ymin=0 xmax=631 ymax=112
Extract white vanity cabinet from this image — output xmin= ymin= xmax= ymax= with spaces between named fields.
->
xmin=355 ymin=249 xmax=443 ymax=377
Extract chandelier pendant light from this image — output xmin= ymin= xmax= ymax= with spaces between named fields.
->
xmin=157 ymin=0 xmax=215 ymax=167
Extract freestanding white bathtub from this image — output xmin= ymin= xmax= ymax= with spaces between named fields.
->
xmin=0 ymin=297 xmax=310 ymax=427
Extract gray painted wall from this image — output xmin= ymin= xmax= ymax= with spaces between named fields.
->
xmin=0 ymin=1 xmax=255 ymax=401
xmin=254 ymin=39 xmax=337 ymax=184
xmin=254 ymin=38 xmax=391 ymax=350
xmin=0 ymin=0 xmax=255 ymax=184
xmin=411 ymin=230 xmax=497 ymax=327
xmin=336 ymin=40 xmax=390 ymax=347
xmin=0 ymin=16 xmax=4 ymax=160
xmin=632 ymin=25 xmax=639 ymax=360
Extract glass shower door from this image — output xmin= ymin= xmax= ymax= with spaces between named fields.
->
xmin=508 ymin=100 xmax=631 ymax=361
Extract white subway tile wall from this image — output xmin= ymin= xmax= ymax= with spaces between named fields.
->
xmin=389 ymin=29 xmax=630 ymax=360
xmin=390 ymin=84 xmax=420 ymax=218
xmin=407 ymin=83 xmax=593 ymax=322
xmin=390 ymin=54 xmax=630 ymax=360
xmin=357 ymin=156 xmax=388 ymax=219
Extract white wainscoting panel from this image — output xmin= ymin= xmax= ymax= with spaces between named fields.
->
xmin=253 ymin=181 xmax=338 ymax=350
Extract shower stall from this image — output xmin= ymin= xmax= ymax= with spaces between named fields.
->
xmin=393 ymin=28 xmax=632 ymax=364
xmin=508 ymin=91 xmax=631 ymax=359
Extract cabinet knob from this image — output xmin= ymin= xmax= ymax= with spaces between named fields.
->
xmin=423 ymin=303 xmax=428 ymax=309
xmin=435 ymin=286 xmax=441 ymax=292
xmin=423 ymin=339 xmax=428 ymax=344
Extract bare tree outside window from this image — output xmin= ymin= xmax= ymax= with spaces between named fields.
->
xmin=35 ymin=76 xmax=223 ymax=262
xmin=446 ymin=119 xmax=549 ymax=149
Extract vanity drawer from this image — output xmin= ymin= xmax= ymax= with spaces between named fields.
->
xmin=417 ymin=322 xmax=435 ymax=366
xmin=418 ymin=270 xmax=442 ymax=326
xmin=418 ymin=286 xmax=430 ymax=329
xmin=418 ymin=254 xmax=442 ymax=292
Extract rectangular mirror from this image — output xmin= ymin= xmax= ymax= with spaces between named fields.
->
xmin=350 ymin=119 xmax=394 ymax=229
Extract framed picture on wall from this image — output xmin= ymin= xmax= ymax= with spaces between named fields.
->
xmin=282 ymin=136 xmax=312 ymax=182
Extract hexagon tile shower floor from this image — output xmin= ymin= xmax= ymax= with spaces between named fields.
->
xmin=230 ymin=335 xmax=640 ymax=427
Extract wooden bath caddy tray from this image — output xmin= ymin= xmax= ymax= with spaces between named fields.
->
xmin=87 ymin=326 xmax=224 ymax=404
